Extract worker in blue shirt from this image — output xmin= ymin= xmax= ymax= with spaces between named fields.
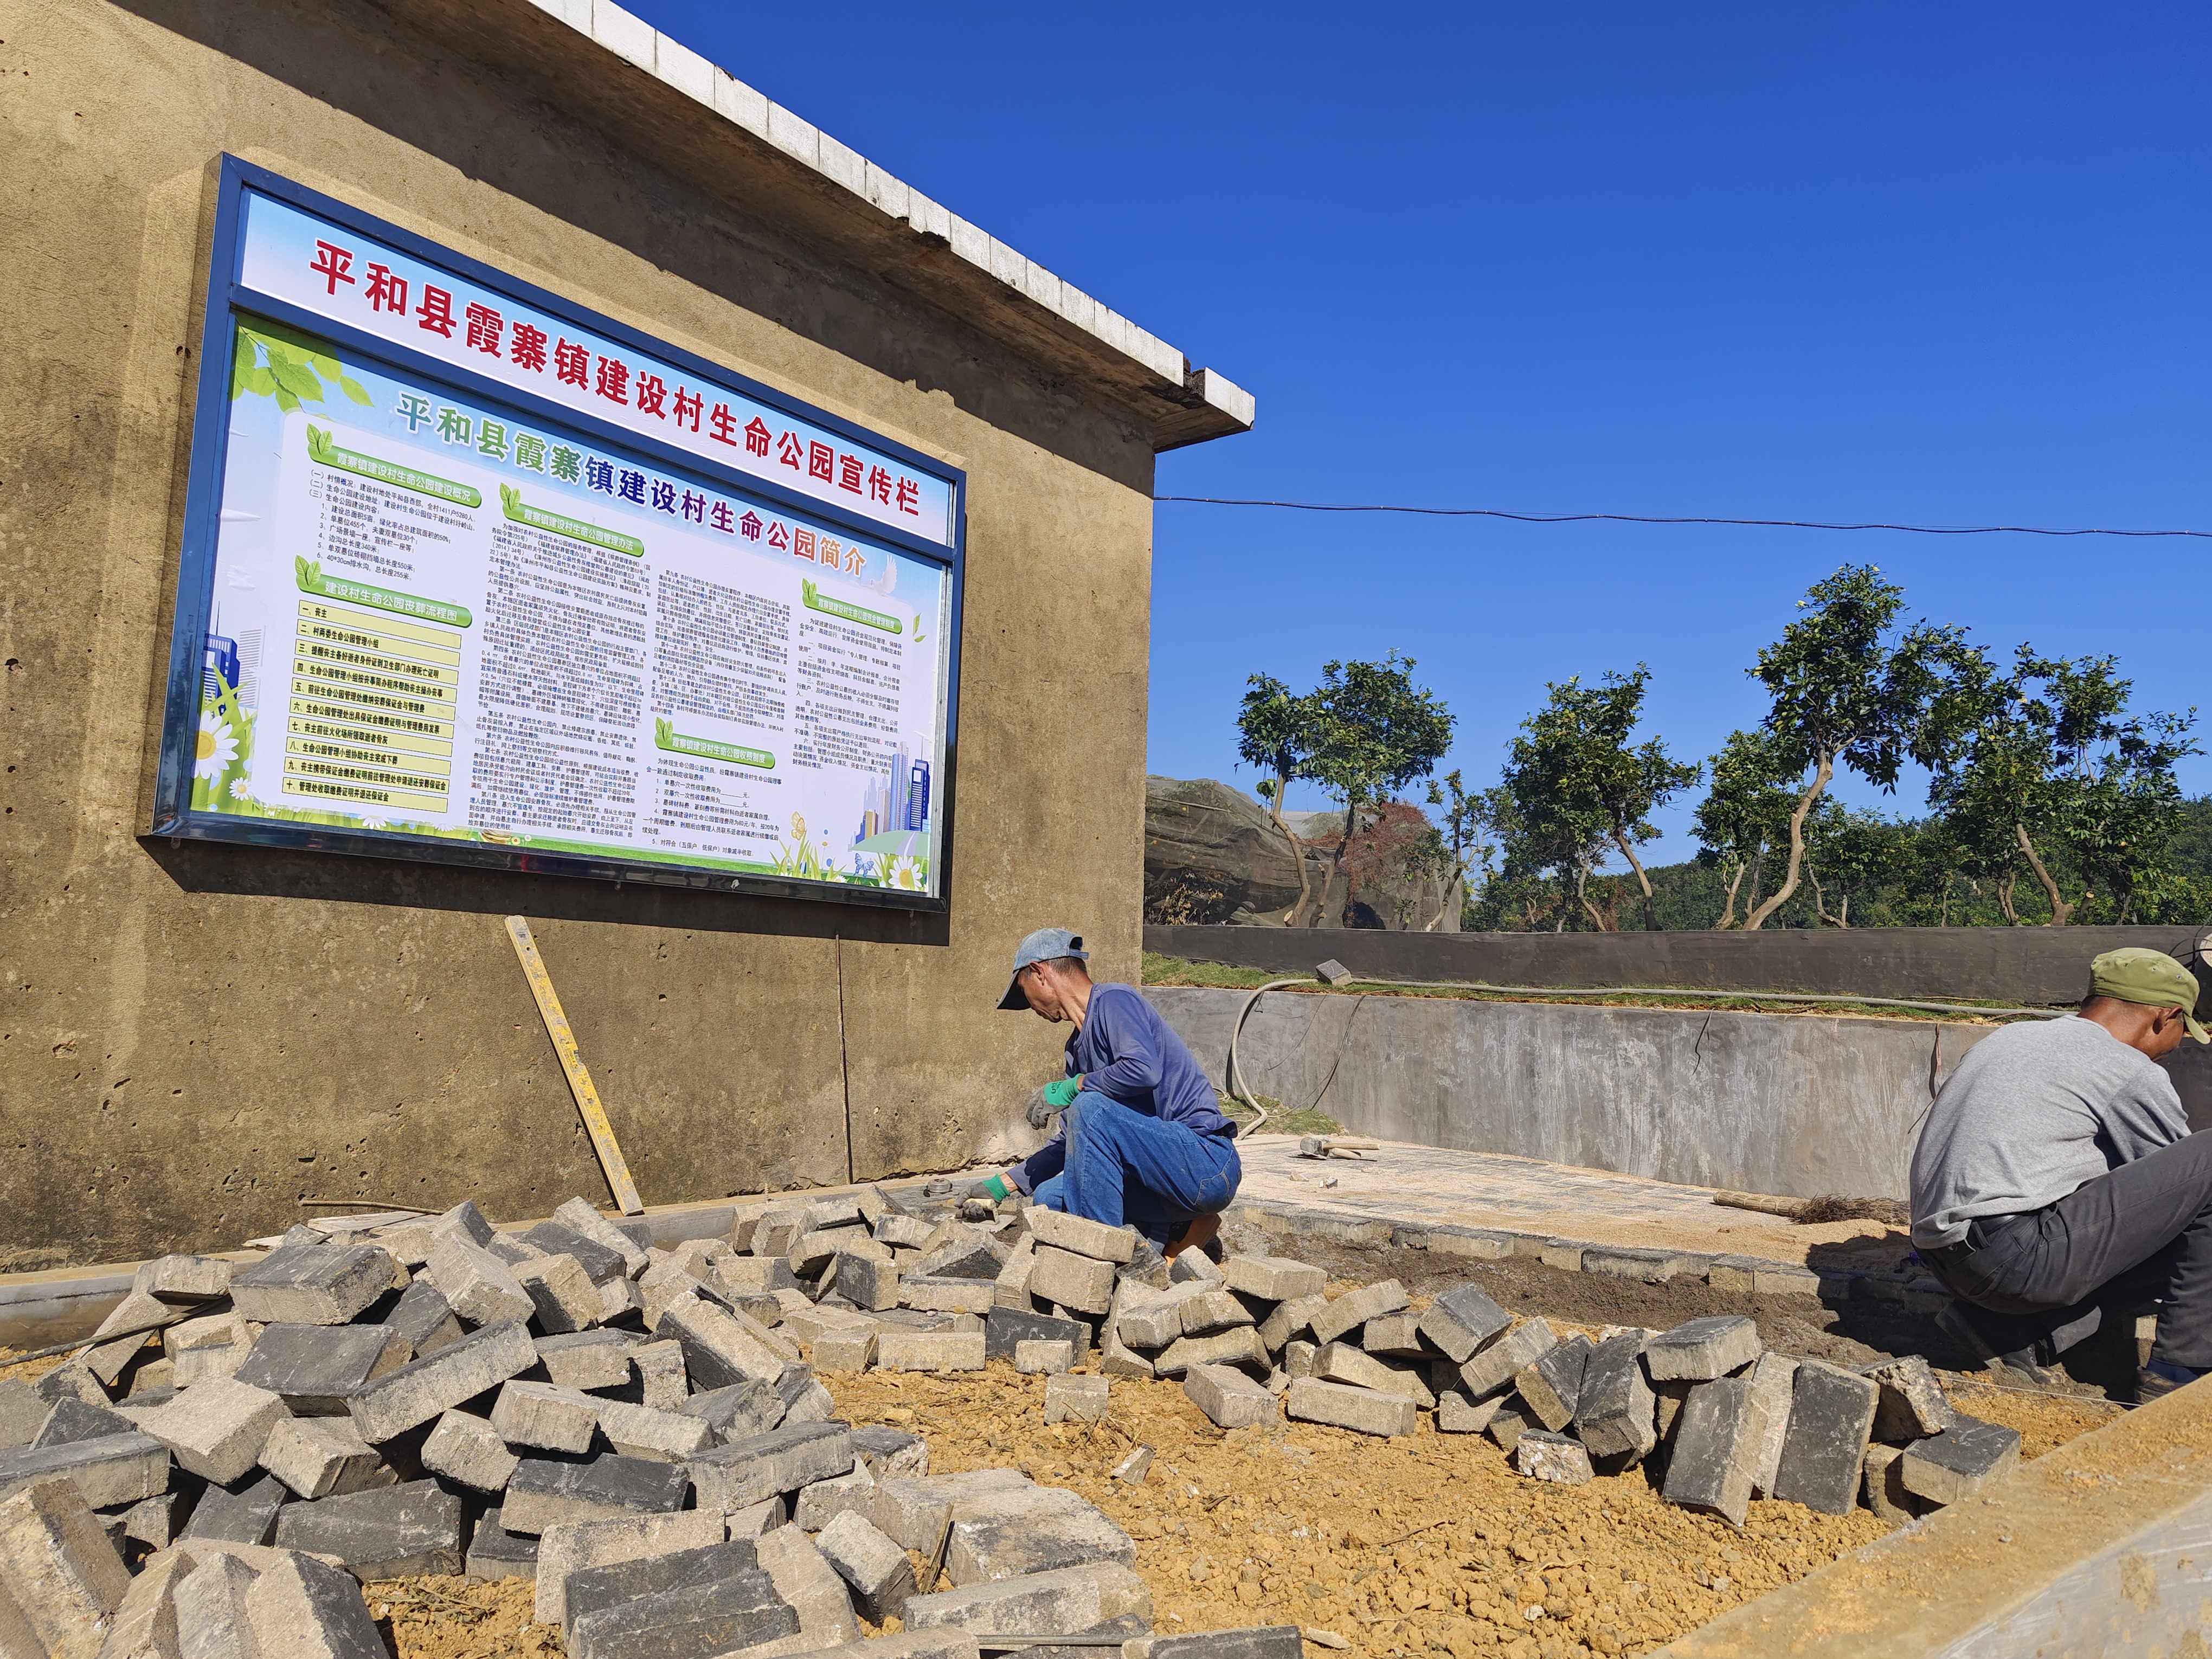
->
xmin=968 ymin=928 xmax=1240 ymax=1257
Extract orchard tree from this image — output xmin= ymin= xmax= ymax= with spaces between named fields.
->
xmin=1501 ymin=668 xmax=1699 ymax=931
xmin=1306 ymin=653 xmax=1456 ymax=928
xmin=1418 ymin=770 xmax=1508 ymax=931
xmin=1693 ymin=728 xmax=1799 ymax=928
xmin=1235 ymin=673 xmax=1321 ymax=924
xmin=1739 ymin=565 xmax=1978 ymax=933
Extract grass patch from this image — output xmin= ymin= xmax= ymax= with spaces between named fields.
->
xmin=1142 ymin=951 xmax=2039 ymax=1025
xmin=1218 ymin=1090 xmax=1342 ymax=1139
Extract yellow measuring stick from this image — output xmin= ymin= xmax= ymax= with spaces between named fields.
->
xmin=504 ymin=915 xmax=645 ymax=1215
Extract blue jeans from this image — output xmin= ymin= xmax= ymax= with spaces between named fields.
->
xmin=1030 ymin=1094 xmax=1241 ymax=1245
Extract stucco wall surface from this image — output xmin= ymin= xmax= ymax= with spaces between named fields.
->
xmin=0 ymin=0 xmax=1161 ymax=1262
xmin=1144 ymin=987 xmax=2005 ymax=1200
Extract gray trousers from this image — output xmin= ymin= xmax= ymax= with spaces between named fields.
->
xmin=1924 ymin=1128 xmax=2212 ymax=1371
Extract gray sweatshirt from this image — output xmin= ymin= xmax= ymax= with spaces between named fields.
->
xmin=1909 ymin=1015 xmax=2190 ymax=1248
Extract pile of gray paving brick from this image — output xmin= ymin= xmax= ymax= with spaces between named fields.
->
xmin=0 ymin=1190 xmax=1309 ymax=1659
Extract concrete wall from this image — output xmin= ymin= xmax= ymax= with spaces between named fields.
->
xmin=1146 ymin=986 xmax=2002 ymax=1199
xmin=0 ymin=0 xmax=1227 ymax=1264
xmin=1147 ymin=921 xmax=2212 ymax=1006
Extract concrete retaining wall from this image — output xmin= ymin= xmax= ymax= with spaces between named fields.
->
xmin=1145 ymin=986 xmax=1998 ymax=1199
xmin=1146 ymin=922 xmax=2212 ymax=1006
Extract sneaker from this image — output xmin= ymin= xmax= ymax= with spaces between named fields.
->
xmin=2136 ymin=1360 xmax=2207 ymax=1404
xmin=1935 ymin=1299 xmax=2062 ymax=1387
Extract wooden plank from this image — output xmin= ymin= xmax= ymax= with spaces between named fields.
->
xmin=504 ymin=915 xmax=645 ymax=1215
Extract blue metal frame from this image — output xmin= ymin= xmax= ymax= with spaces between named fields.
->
xmin=151 ymin=156 xmax=965 ymax=913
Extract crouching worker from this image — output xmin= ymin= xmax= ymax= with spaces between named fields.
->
xmin=967 ymin=927 xmax=1239 ymax=1257
xmin=1912 ymin=947 xmax=2211 ymax=1401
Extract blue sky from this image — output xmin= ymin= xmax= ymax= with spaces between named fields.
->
xmin=631 ymin=3 xmax=2212 ymax=867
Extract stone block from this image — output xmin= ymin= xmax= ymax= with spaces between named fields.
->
xmin=34 ymin=1366 xmax=109 ymax=1410
xmin=75 ymin=1291 xmax=170 ymax=1386
xmin=1257 ymin=1293 xmax=1330 ymax=1354
xmin=832 ymin=1251 xmax=900 ymax=1313
xmin=1308 ymin=1281 xmax=1409 ymax=1349
xmin=1177 ymin=1289 xmax=1255 ymax=1337
xmin=259 ymin=1416 xmax=395 ymax=1501
xmin=813 ymin=1327 xmax=879 ymax=1375
xmin=817 ymin=1510 xmax=917 ymax=1623
xmin=175 ymin=1548 xmax=259 ymax=1658
xmin=420 ymin=1410 xmax=520 ymax=1493
xmin=555 ymin=1197 xmax=652 ymax=1277
xmin=725 ymin=1495 xmax=787 ymax=1538
xmin=679 ymin=1380 xmax=787 ymax=1445
xmin=491 ymin=1381 xmax=599 ymax=1454
xmin=851 ymin=1426 xmax=928 ymax=1478
xmin=232 ymin=1324 xmax=410 ymax=1417
xmin=93 ymin=1541 xmax=194 ymax=1658
xmin=782 ymin=1302 xmax=874 ymax=1347
xmin=242 ymin=1549 xmax=387 ymax=1658
xmin=1862 ymin=1443 xmax=1927 ymax=1523
xmin=914 ymin=1237 xmax=1005 ymax=1283
xmin=1485 ymin=1401 xmax=1533 ymax=1455
xmin=1314 ymin=1343 xmax=1435 ymax=1408
xmin=1742 ymin=1353 xmax=1799 ymax=1499
xmin=274 ymin=1478 xmax=464 ymax=1578
xmin=422 ymin=1237 xmax=536 ymax=1328
xmin=1044 ymin=1374 xmax=1109 ymax=1425
xmin=121 ymin=1488 xmax=185 ymax=1548
xmin=0 ymin=1479 xmax=128 ymax=1657
xmin=1097 ymin=1301 xmax=1155 ymax=1381
xmin=178 ymin=1472 xmax=291 ymax=1547
xmin=1152 ymin=1326 xmax=1269 ymax=1380
xmin=756 ymin=1524 xmax=862 ymax=1647
xmin=1168 ymin=1249 xmax=1222 ymax=1285
xmin=632 ymin=1341 xmax=687 ymax=1411
xmin=1030 ymin=1248 xmax=1118 ymax=1316
xmin=1016 ymin=1340 xmax=1076 ymax=1375
xmin=877 ymin=1332 xmax=986 ymax=1373
xmin=595 ymin=1399 xmax=714 ymax=1463
xmin=1111 ymin=1446 xmax=1153 ymax=1484
xmin=660 ymin=1301 xmax=790 ymax=1392
xmin=1220 ymin=1256 xmax=1324 ymax=1302
xmin=1113 ymin=1283 xmax=1201 ymax=1349
xmin=791 ymin=1227 xmax=868 ymax=1279
xmin=1898 ymin=1414 xmax=2022 ymax=1506
xmin=515 ymin=1253 xmax=602 ymax=1335
xmin=134 ymin=1255 xmax=235 ymax=1303
xmin=750 ymin=1209 xmax=806 ymax=1259
xmin=429 ymin=1200 xmax=496 ymax=1249
xmin=466 ymin=1504 xmax=540 ymax=1580
xmin=942 ymin=1484 xmax=1135 ymax=1585
xmin=1574 ymin=1335 xmax=1657 ymax=1464
xmin=229 ymin=1245 xmax=395 ymax=1327
xmin=807 ymin=1196 xmax=865 ymax=1231
xmin=874 ymin=1213 xmax=937 ymax=1251
xmin=504 ymin=1455 xmax=692 ymax=1535
xmin=1643 ymin=1316 xmax=1763 ymax=1383
xmin=385 ymin=1281 xmax=464 ymax=1360
xmin=1661 ymin=1378 xmax=1757 ymax=1527
xmin=1026 ymin=1210 xmax=1139 ymax=1265
xmin=1771 ymin=1360 xmax=1881 ymax=1516
xmin=1359 ymin=1313 xmax=1428 ymax=1357
xmin=1514 ymin=1431 xmax=1594 ymax=1486
xmin=1149 ymin=1628 xmax=1302 ymax=1659
xmin=561 ymin=1540 xmax=773 ymax=1642
xmin=1864 ymin=1354 xmax=1958 ymax=1441
xmin=1184 ymin=1364 xmax=1277 ymax=1430
xmin=30 ymin=1399 xmax=135 ymax=1452
xmin=136 ymin=1378 xmax=288 ymax=1485
xmin=164 ymin=1309 xmax=257 ymax=1389
xmin=533 ymin=1508 xmax=725 ymax=1626
xmin=530 ymin=1330 xmax=630 ymax=1391
xmin=793 ymin=1462 xmax=878 ymax=1531
xmin=867 ymin=1469 xmax=1030 ymax=1552
xmin=687 ymin=1422 xmax=853 ymax=1515
xmin=1458 ymin=1318 xmax=1559 ymax=1401
xmin=0 ymin=1430 xmax=168 ymax=1512
xmin=1283 ymin=1340 xmax=1317 ymax=1379
xmin=1437 ymin=1393 xmax=1501 ymax=1435
xmin=520 ymin=1223 xmax=627 ymax=1286
xmin=904 ymin=1561 xmax=1152 ymax=1636
xmin=992 ymin=1237 xmax=1037 ymax=1312
xmin=0 ymin=1383 xmax=41 ymax=1452
xmin=794 ymin=1636 xmax=981 ymax=1659
xmin=1285 ymin=1377 xmax=1416 ymax=1437
xmin=711 ymin=1256 xmax=800 ymax=1300
xmin=1514 ymin=1335 xmax=1593 ymax=1432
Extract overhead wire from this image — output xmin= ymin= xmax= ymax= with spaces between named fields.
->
xmin=1153 ymin=497 xmax=2212 ymax=539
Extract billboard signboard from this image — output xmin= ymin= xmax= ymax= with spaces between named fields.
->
xmin=152 ymin=160 xmax=963 ymax=908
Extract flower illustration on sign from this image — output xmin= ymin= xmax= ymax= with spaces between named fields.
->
xmin=196 ymin=713 xmax=239 ymax=779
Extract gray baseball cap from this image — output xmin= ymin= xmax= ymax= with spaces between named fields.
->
xmin=997 ymin=927 xmax=1089 ymax=1010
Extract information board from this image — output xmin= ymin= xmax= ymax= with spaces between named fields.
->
xmin=153 ymin=161 xmax=962 ymax=908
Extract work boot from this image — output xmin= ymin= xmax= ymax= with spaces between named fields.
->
xmin=1935 ymin=1299 xmax=2061 ymax=1388
xmin=2136 ymin=1360 xmax=2208 ymax=1404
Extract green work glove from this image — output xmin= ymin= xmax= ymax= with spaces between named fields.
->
xmin=1044 ymin=1076 xmax=1083 ymax=1109
xmin=966 ymin=1173 xmax=1012 ymax=1204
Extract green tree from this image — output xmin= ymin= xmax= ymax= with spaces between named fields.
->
xmin=1799 ymin=801 xmax=1903 ymax=928
xmin=1234 ymin=673 xmax=1322 ymax=924
xmin=1740 ymin=565 xmax=1977 ymax=933
xmin=1306 ymin=653 xmax=1456 ymax=929
xmin=1501 ymin=669 xmax=1699 ymax=931
xmin=1420 ymin=771 xmax=1507 ymax=931
xmin=1693 ymin=728 xmax=1798 ymax=928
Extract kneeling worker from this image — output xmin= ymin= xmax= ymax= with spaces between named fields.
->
xmin=1912 ymin=947 xmax=2210 ymax=1400
xmin=968 ymin=928 xmax=1240 ymax=1256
